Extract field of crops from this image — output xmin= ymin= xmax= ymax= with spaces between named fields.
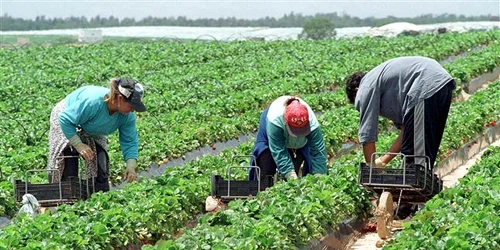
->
xmin=385 ymin=146 xmax=500 ymax=249
xmin=0 ymin=30 xmax=499 ymax=249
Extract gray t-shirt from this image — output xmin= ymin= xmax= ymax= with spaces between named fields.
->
xmin=355 ymin=56 xmax=453 ymax=144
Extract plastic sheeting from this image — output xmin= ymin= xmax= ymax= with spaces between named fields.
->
xmin=366 ymin=21 xmax=499 ymax=37
xmin=1 ymin=21 xmax=497 ymax=41
xmin=366 ymin=22 xmax=423 ymax=37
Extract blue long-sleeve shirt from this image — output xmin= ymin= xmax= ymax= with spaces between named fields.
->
xmin=59 ymin=86 xmax=139 ymax=161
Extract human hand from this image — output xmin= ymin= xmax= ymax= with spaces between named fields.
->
xmin=313 ymin=173 xmax=323 ymax=177
xmin=124 ymin=159 xmax=137 ymax=182
xmin=73 ymin=143 xmax=94 ymax=161
xmin=374 ymin=158 xmax=386 ymax=168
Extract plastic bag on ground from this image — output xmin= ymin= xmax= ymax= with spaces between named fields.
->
xmin=205 ymin=196 xmax=225 ymax=212
xmin=17 ymin=194 xmax=40 ymax=217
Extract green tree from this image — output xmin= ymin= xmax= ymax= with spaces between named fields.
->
xmin=0 ymin=13 xmax=497 ymax=31
xmin=299 ymin=17 xmax=336 ymax=40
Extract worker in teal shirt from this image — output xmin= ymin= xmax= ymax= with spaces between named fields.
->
xmin=249 ymin=96 xmax=328 ymax=181
xmin=48 ymin=78 xmax=147 ymax=192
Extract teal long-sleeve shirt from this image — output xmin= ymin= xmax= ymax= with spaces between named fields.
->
xmin=58 ymin=86 xmax=139 ymax=162
xmin=265 ymin=96 xmax=327 ymax=176
xmin=266 ymin=122 xmax=328 ymax=175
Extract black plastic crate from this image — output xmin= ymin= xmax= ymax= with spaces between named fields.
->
xmin=359 ymin=163 xmax=443 ymax=199
xmin=73 ymin=179 xmax=95 ymax=200
xmin=15 ymin=177 xmax=94 ymax=204
xmin=433 ymin=177 xmax=444 ymax=195
xmin=211 ymin=175 xmax=274 ymax=197
xmin=359 ymin=163 xmax=433 ymax=188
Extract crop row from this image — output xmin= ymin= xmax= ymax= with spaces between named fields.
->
xmin=1 ymin=72 xmax=498 ymax=248
xmin=384 ymin=146 xmax=500 ymax=250
xmin=3 ymin=34 xmax=496 ymax=220
xmin=1 ymin=42 xmax=498 ymax=218
xmin=159 ymin=80 xmax=500 ymax=249
xmin=0 ymin=33 xmax=498 ymax=205
xmin=116 ymin=31 xmax=500 ymax=166
xmin=0 ymin=31 xmax=497 ymax=183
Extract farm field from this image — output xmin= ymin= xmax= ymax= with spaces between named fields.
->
xmin=384 ymin=145 xmax=500 ymax=250
xmin=0 ymin=34 xmax=178 ymax=46
xmin=0 ymin=34 xmax=78 ymax=45
xmin=0 ymin=30 xmax=499 ymax=249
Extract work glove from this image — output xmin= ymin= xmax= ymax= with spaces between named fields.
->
xmin=374 ymin=158 xmax=386 ymax=168
xmin=73 ymin=143 xmax=94 ymax=161
xmin=124 ymin=159 xmax=137 ymax=183
xmin=285 ymin=171 xmax=298 ymax=180
xmin=313 ymin=173 xmax=323 ymax=177
xmin=69 ymin=135 xmax=94 ymax=161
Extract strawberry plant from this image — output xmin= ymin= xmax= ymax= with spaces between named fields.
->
xmin=0 ymin=31 xmax=499 ymax=248
xmin=384 ymin=146 xmax=500 ymax=250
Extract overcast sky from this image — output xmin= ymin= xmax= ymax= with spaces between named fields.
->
xmin=1 ymin=0 xmax=499 ymax=20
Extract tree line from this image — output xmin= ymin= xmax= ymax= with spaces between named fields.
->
xmin=1 ymin=12 xmax=498 ymax=31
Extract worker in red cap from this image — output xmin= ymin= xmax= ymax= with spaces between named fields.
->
xmin=249 ymin=96 xmax=328 ymax=181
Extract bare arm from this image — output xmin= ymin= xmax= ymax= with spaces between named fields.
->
xmin=380 ymin=125 xmax=404 ymax=164
xmin=363 ymin=125 xmax=405 ymax=165
xmin=362 ymin=142 xmax=376 ymax=165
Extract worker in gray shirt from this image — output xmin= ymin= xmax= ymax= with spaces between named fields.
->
xmin=345 ymin=56 xmax=455 ymax=168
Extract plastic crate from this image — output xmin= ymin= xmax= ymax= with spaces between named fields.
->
xmin=360 ymin=163 xmax=430 ymax=187
xmin=211 ymin=175 xmax=274 ymax=198
xmin=15 ymin=177 xmax=94 ymax=204
xmin=359 ymin=163 xmax=442 ymax=197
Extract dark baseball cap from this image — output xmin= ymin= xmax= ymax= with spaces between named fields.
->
xmin=117 ymin=78 xmax=147 ymax=112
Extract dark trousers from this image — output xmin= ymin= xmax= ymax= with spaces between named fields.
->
xmin=401 ymin=80 xmax=454 ymax=168
xmin=62 ymin=144 xmax=110 ymax=192
xmin=256 ymin=148 xmax=305 ymax=179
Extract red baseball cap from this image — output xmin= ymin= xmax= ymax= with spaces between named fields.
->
xmin=284 ymin=100 xmax=311 ymax=137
